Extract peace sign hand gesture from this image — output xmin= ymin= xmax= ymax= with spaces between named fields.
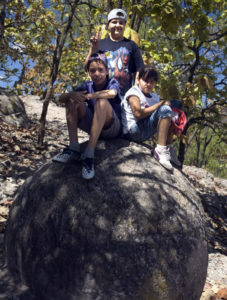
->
xmin=89 ymin=27 xmax=101 ymax=53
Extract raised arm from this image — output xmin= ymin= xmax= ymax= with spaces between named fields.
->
xmin=84 ymin=27 xmax=101 ymax=70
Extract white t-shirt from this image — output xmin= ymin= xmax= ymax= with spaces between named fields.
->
xmin=121 ymin=85 xmax=160 ymax=134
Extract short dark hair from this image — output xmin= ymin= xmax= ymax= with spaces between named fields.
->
xmin=86 ymin=53 xmax=108 ymax=71
xmin=138 ymin=68 xmax=159 ymax=82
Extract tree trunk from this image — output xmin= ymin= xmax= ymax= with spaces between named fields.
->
xmin=13 ymin=61 xmax=26 ymax=88
xmin=0 ymin=0 xmax=6 ymax=42
xmin=37 ymin=84 xmax=53 ymax=145
xmin=37 ymin=1 xmax=79 ymax=146
xmin=179 ymin=139 xmax=186 ymax=165
xmin=200 ymin=128 xmax=213 ymax=167
xmin=195 ymin=134 xmax=201 ymax=167
xmin=117 ymin=0 xmax=123 ymax=8
xmin=187 ymin=128 xmax=198 ymax=147
xmin=134 ymin=17 xmax=142 ymax=32
xmin=107 ymin=0 xmax=114 ymax=12
xmin=178 ymin=120 xmax=192 ymax=165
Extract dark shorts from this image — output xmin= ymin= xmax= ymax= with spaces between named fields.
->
xmin=78 ymin=106 xmax=121 ymax=139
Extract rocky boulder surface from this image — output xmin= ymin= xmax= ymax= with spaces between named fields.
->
xmin=5 ymin=139 xmax=208 ymax=300
xmin=0 ymin=88 xmax=30 ymax=128
xmin=183 ymin=166 xmax=227 ymax=255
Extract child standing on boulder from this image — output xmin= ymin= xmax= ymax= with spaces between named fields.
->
xmin=121 ymin=67 xmax=183 ymax=171
xmin=85 ymin=8 xmax=144 ymax=98
xmin=53 ymin=53 xmax=121 ymax=180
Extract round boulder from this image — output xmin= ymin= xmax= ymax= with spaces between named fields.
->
xmin=5 ymin=139 xmax=208 ymax=300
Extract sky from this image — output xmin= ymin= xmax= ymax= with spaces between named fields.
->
xmin=0 ymin=58 xmax=22 ymax=88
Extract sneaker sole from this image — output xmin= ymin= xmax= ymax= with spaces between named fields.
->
xmin=52 ymin=157 xmax=80 ymax=163
xmin=52 ymin=153 xmax=81 ymax=163
xmin=170 ymin=160 xmax=181 ymax=167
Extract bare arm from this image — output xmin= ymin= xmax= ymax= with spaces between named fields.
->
xmin=59 ymin=91 xmax=87 ymax=104
xmin=84 ymin=27 xmax=101 ymax=70
xmin=86 ymin=89 xmax=117 ymax=100
xmin=128 ymin=96 xmax=166 ymax=120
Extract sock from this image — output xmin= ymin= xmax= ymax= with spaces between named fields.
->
xmin=82 ymin=147 xmax=95 ymax=159
xmin=69 ymin=141 xmax=80 ymax=152
xmin=156 ymin=144 xmax=167 ymax=149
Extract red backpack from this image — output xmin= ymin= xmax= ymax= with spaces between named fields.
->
xmin=171 ymin=107 xmax=187 ymax=137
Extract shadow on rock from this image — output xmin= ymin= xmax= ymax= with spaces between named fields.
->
xmin=4 ymin=139 xmax=208 ymax=300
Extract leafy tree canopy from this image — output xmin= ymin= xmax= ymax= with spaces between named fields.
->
xmin=1 ymin=0 xmax=226 ymax=172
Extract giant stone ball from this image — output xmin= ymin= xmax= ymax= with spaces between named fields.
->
xmin=5 ymin=139 xmax=208 ymax=300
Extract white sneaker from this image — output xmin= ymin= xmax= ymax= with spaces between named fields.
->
xmin=82 ymin=157 xmax=95 ymax=179
xmin=52 ymin=147 xmax=81 ymax=163
xmin=153 ymin=146 xmax=173 ymax=171
xmin=168 ymin=145 xmax=181 ymax=167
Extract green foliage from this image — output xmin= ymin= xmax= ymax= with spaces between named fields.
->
xmin=183 ymin=123 xmax=227 ymax=178
xmin=1 ymin=0 xmax=226 ymax=169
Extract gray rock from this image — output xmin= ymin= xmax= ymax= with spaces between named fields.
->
xmin=214 ymin=177 xmax=227 ymax=195
xmin=183 ymin=166 xmax=215 ymax=190
xmin=2 ymin=177 xmax=18 ymax=197
xmin=183 ymin=166 xmax=227 ymax=195
xmin=5 ymin=139 xmax=208 ymax=300
xmin=0 ymin=88 xmax=30 ymax=128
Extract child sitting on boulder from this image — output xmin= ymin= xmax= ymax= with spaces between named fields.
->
xmin=121 ymin=67 xmax=184 ymax=171
xmin=53 ymin=53 xmax=121 ymax=179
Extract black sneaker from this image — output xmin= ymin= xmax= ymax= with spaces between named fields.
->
xmin=82 ymin=157 xmax=95 ymax=179
xmin=52 ymin=147 xmax=81 ymax=163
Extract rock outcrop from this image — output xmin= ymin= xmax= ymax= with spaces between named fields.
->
xmin=5 ymin=139 xmax=208 ymax=300
xmin=0 ymin=87 xmax=30 ymax=128
xmin=183 ymin=166 xmax=227 ymax=196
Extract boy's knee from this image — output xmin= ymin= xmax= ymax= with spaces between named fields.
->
xmin=95 ymin=98 xmax=106 ymax=105
xmin=66 ymin=102 xmax=85 ymax=117
xmin=163 ymin=100 xmax=171 ymax=106
xmin=159 ymin=104 xmax=172 ymax=113
xmin=158 ymin=105 xmax=172 ymax=118
xmin=94 ymin=98 xmax=109 ymax=111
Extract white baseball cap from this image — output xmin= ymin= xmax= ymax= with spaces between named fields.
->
xmin=107 ymin=9 xmax=127 ymax=22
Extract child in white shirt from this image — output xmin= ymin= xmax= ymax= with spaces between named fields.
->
xmin=121 ymin=67 xmax=182 ymax=171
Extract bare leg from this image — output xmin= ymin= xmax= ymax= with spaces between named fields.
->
xmin=52 ymin=100 xmax=86 ymax=163
xmin=65 ymin=100 xmax=86 ymax=142
xmin=87 ymin=99 xmax=113 ymax=149
xmin=166 ymin=124 xmax=175 ymax=145
xmin=81 ymin=99 xmax=113 ymax=179
xmin=157 ymin=117 xmax=171 ymax=146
